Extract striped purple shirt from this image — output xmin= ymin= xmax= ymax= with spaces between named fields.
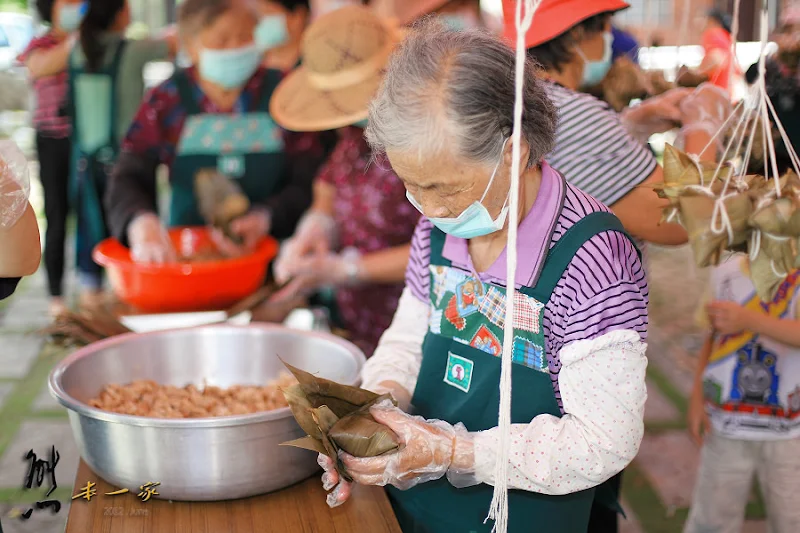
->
xmin=406 ymin=164 xmax=649 ymax=408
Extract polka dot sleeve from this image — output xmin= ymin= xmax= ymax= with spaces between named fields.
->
xmin=470 ymin=329 xmax=647 ymax=494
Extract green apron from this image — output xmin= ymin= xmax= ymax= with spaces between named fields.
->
xmin=67 ymin=40 xmax=127 ymax=279
xmin=168 ymin=69 xmax=286 ymax=226
xmin=388 ymin=200 xmax=638 ymax=533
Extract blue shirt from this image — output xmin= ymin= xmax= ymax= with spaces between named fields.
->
xmin=611 ymin=26 xmax=640 ymax=64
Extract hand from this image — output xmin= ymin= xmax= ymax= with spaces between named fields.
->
xmin=318 ymin=453 xmax=353 ymax=508
xmin=706 ymin=300 xmax=752 ymax=335
xmin=128 ymin=213 xmax=176 ymax=263
xmin=688 ymin=384 xmax=711 ymax=446
xmin=0 ymin=140 xmax=30 ymax=228
xmin=271 ymin=248 xmax=361 ymax=302
xmin=620 ymin=88 xmax=693 ymax=143
xmin=273 ymin=211 xmax=338 ymax=284
xmin=340 ymin=401 xmax=458 ymax=489
xmin=211 ymin=208 xmax=270 ymax=257
xmin=680 ymin=83 xmax=732 ymax=133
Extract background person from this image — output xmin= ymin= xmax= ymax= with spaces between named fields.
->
xmin=270 ymin=5 xmax=418 ymax=356
xmin=105 ymin=0 xmax=326 ymax=265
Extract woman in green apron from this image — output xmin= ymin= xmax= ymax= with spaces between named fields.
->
xmin=316 ymin=21 xmax=650 ymax=533
xmin=105 ymin=0 xmax=326 ymax=262
xmin=68 ymin=0 xmax=174 ymax=308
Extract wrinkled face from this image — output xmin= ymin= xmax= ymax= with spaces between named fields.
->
xmin=387 ymin=141 xmax=525 ymax=220
xmin=186 ymin=4 xmax=259 ymax=63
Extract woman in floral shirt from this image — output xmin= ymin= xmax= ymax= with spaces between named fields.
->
xmin=270 ymin=6 xmax=418 ymax=356
xmin=105 ymin=0 xmax=328 ymax=260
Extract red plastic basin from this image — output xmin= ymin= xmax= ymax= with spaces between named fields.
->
xmin=93 ymin=226 xmax=277 ymax=313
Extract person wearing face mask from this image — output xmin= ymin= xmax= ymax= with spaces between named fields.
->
xmin=314 ymin=21 xmax=648 ymax=533
xmin=60 ymin=0 xmax=177 ymax=311
xmin=105 ymin=0 xmax=328 ymax=268
xmin=502 ymin=0 xmax=732 ymax=250
xmin=269 ymin=5 xmax=418 ymax=357
xmin=503 ymin=1 xmax=730 ymax=531
xmin=17 ymin=0 xmax=86 ymax=316
xmin=253 ymin=0 xmax=310 ymax=72
xmin=370 ymin=0 xmax=483 ymax=31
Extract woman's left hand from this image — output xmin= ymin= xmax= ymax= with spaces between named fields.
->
xmin=211 ymin=208 xmax=271 ymax=256
xmin=341 ymin=402 xmax=457 ymax=489
xmin=319 ymin=401 xmax=461 ymax=508
xmin=706 ymin=300 xmax=752 ymax=335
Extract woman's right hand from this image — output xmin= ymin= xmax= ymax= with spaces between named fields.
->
xmin=688 ymin=384 xmax=710 ymax=446
xmin=127 ymin=213 xmax=177 ymax=264
xmin=318 ymin=453 xmax=353 ymax=508
xmin=273 ymin=211 xmax=337 ymax=284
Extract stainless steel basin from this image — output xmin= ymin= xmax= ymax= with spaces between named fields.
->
xmin=48 ymin=324 xmax=365 ymax=501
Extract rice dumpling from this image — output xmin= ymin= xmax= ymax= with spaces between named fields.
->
xmin=194 ymin=169 xmax=250 ymax=242
xmin=279 ymin=361 xmax=400 ymax=481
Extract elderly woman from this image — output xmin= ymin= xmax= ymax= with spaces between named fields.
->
xmin=269 ymin=5 xmax=418 ymax=356
xmin=317 ymin=22 xmax=648 ymax=533
xmin=105 ymin=0 xmax=327 ymax=262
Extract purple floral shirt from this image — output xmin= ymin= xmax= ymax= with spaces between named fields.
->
xmin=316 ymin=127 xmax=420 ymax=355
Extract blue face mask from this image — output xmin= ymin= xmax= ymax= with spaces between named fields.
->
xmin=199 ymin=44 xmax=262 ymax=90
xmin=255 ymin=14 xmax=289 ymax=51
xmin=577 ymin=31 xmax=613 ymax=87
xmin=441 ymin=14 xmax=469 ymax=31
xmin=406 ymin=139 xmax=510 ymax=240
xmin=353 ymin=119 xmax=368 ymax=128
xmin=59 ymin=2 xmax=87 ymax=32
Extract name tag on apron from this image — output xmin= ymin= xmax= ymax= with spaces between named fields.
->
xmin=218 ymin=154 xmax=245 ymax=178
xmin=444 ymin=352 xmax=473 ymax=393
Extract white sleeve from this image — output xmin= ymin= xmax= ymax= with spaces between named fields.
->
xmin=471 ymin=329 xmax=648 ymax=494
xmin=360 ymin=287 xmax=430 ymax=396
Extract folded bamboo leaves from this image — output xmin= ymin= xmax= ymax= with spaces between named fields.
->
xmin=655 ymin=144 xmax=800 ymax=301
xmin=278 ymin=361 xmax=400 ymax=481
xmin=194 ymin=169 xmax=250 ymax=243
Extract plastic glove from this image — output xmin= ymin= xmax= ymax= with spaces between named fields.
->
xmin=211 ymin=207 xmax=271 ymax=257
xmin=272 ymin=247 xmax=361 ymax=302
xmin=368 ymin=380 xmax=412 ymax=412
xmin=320 ymin=400 xmax=474 ymax=507
xmin=619 ymin=88 xmax=693 ymax=144
xmin=0 ymin=140 xmax=31 ymax=229
xmin=128 ymin=212 xmax=176 ymax=263
xmin=679 ymin=83 xmax=733 ymax=137
xmin=273 ymin=211 xmax=338 ymax=284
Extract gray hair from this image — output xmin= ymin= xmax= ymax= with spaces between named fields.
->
xmin=178 ymin=0 xmax=257 ymax=41
xmin=366 ymin=18 xmax=557 ymax=169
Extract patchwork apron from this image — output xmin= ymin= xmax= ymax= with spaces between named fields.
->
xmin=388 ymin=204 xmax=638 ymax=533
xmin=167 ymin=69 xmax=286 ymax=227
xmin=67 ymin=40 xmax=127 ymax=282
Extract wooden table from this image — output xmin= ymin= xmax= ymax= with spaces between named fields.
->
xmin=66 ymin=460 xmax=402 ymax=533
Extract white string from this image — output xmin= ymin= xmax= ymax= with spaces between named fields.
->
xmin=675 ymin=0 xmax=692 ymax=82
xmin=728 ymin=0 xmax=742 ymax=92
xmin=486 ymin=2 xmax=540 ymax=532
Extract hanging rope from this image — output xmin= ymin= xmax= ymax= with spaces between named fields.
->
xmin=486 ymin=2 xmax=540 ymax=532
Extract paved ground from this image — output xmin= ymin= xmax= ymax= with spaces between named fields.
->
xmin=0 ymin=222 xmax=769 ymax=531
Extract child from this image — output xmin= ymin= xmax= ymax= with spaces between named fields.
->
xmin=0 ymin=143 xmax=42 ymax=300
xmin=685 ymin=253 xmax=800 ymax=533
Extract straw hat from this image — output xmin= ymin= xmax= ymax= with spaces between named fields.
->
xmin=501 ymin=0 xmax=629 ymax=49
xmin=370 ymin=0 xmax=451 ymax=25
xmin=270 ymin=5 xmax=403 ymax=132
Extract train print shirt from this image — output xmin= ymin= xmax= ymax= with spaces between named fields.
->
xmin=702 ymin=256 xmax=800 ymax=440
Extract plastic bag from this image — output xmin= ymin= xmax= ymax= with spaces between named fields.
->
xmin=0 ymin=140 xmax=31 ymax=229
